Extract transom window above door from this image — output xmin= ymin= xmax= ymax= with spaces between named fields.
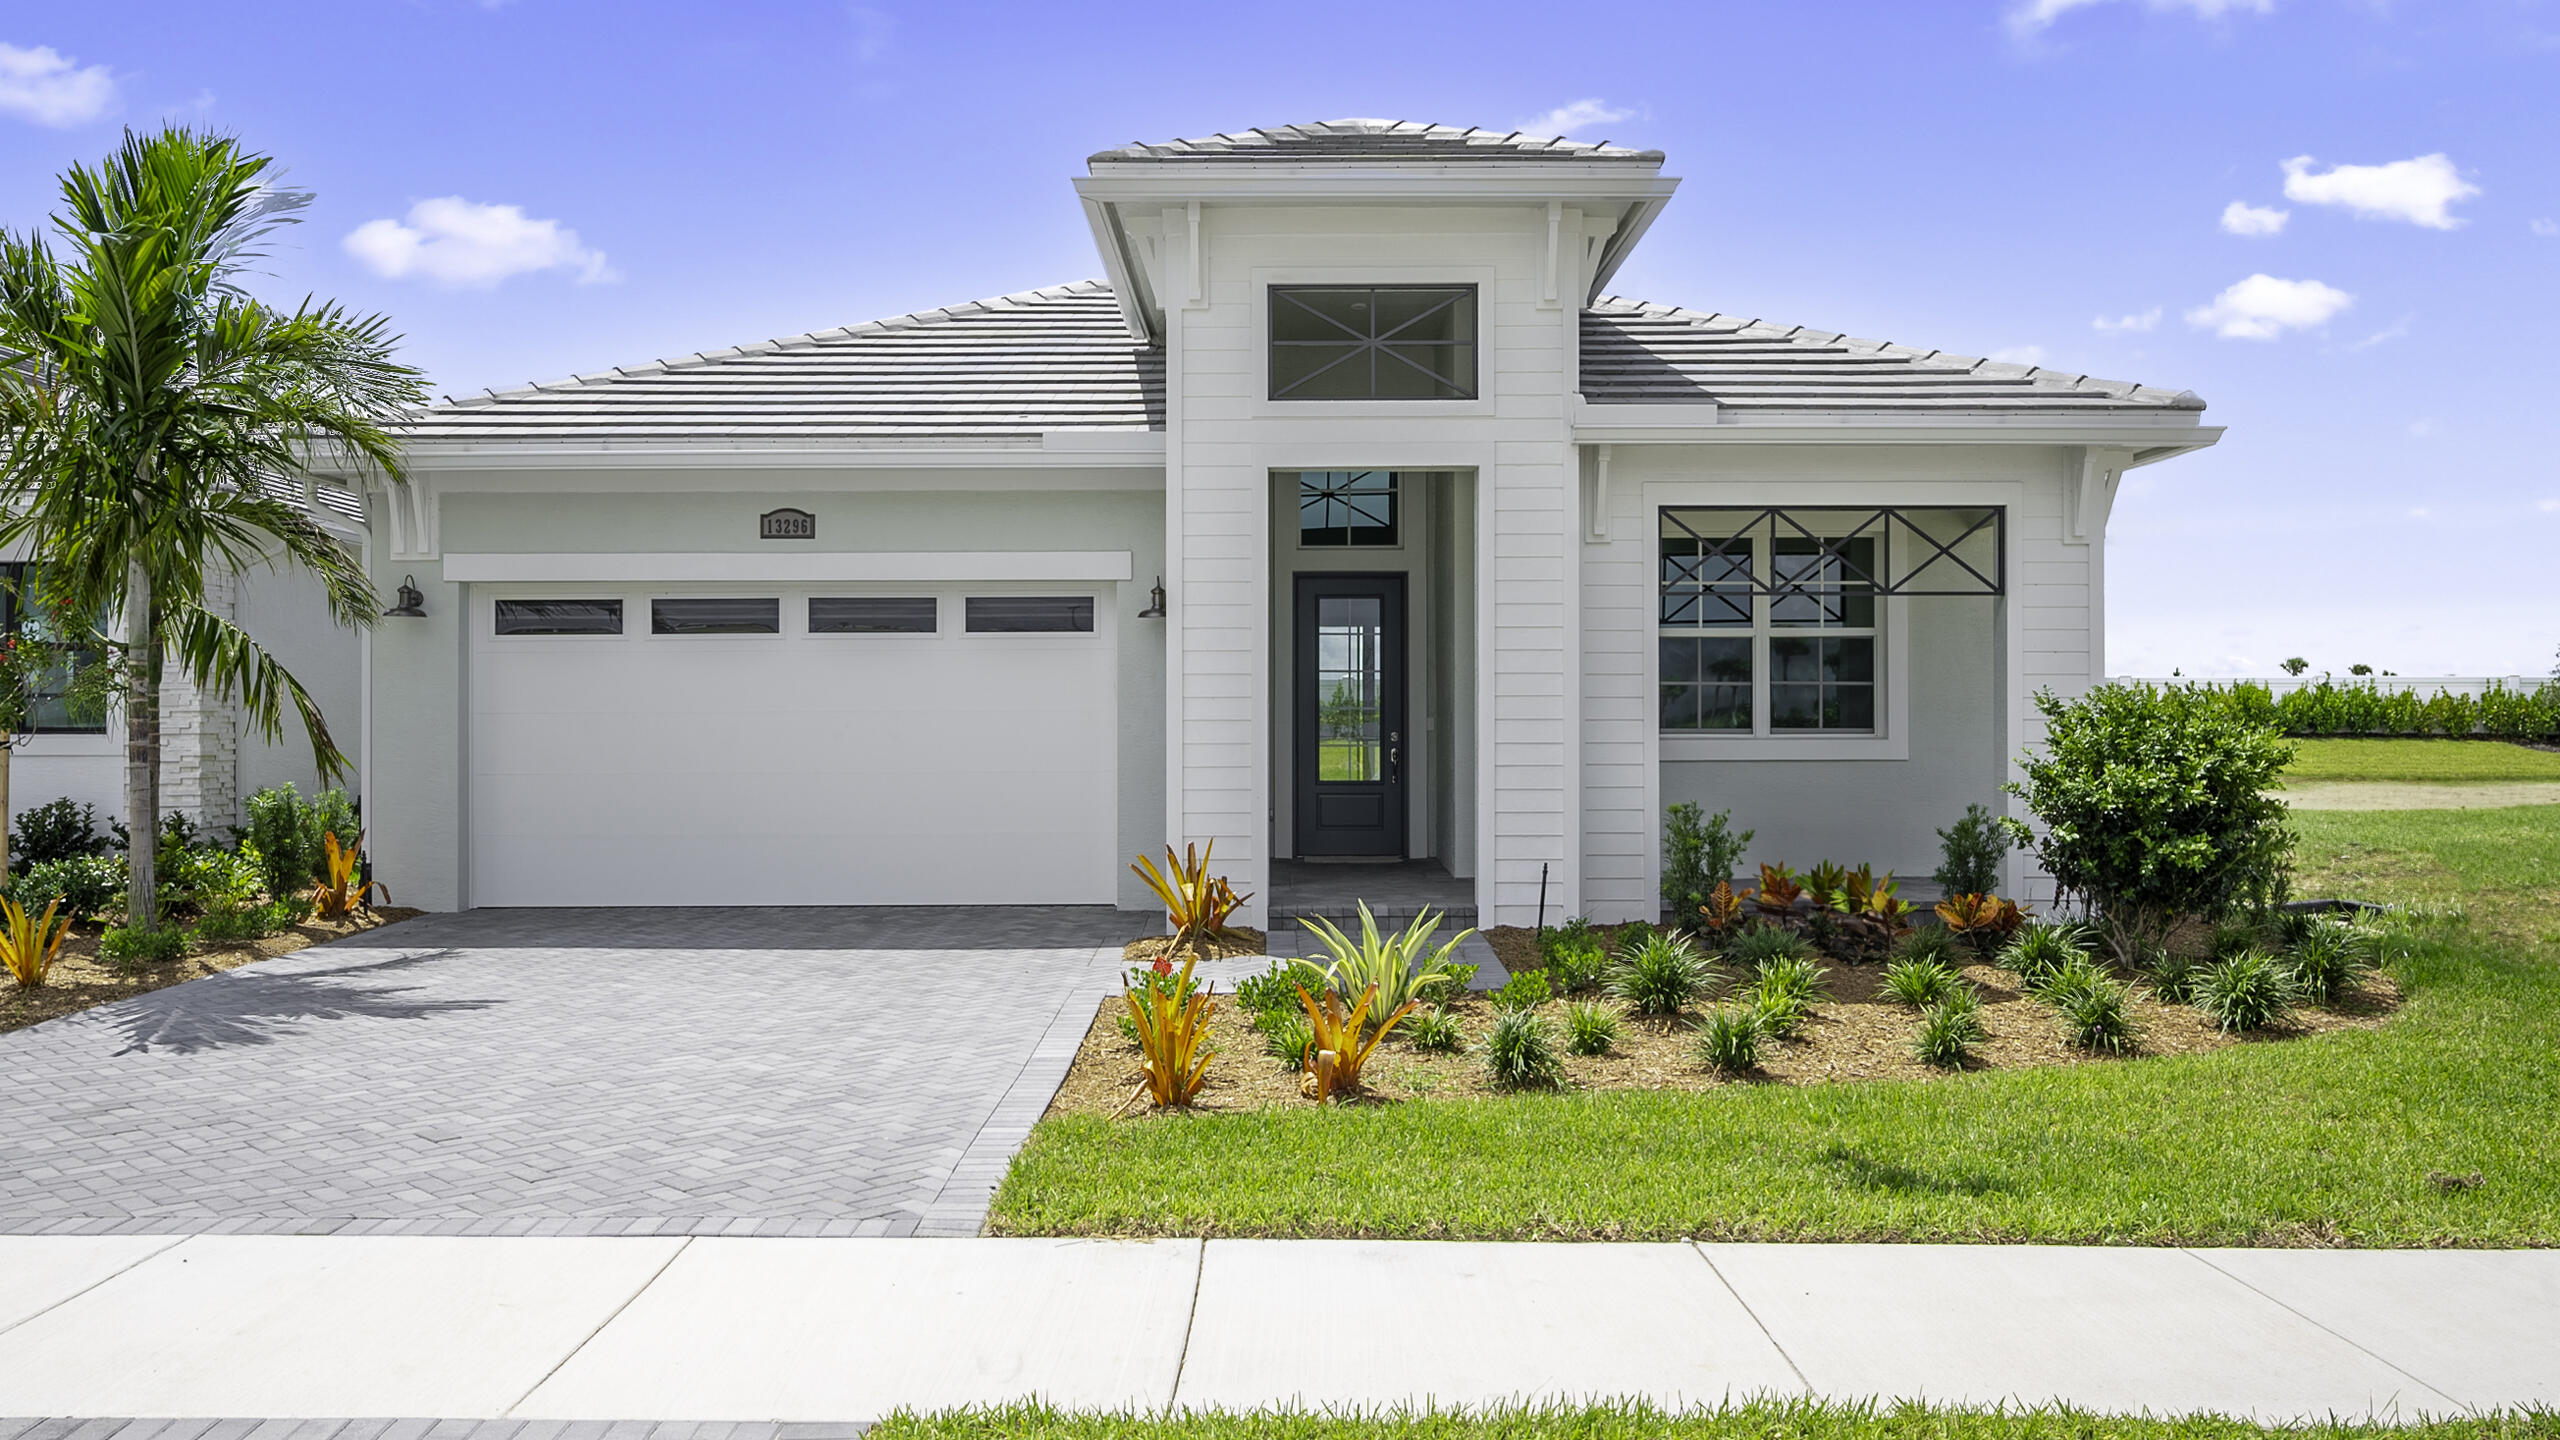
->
xmin=1269 ymin=285 xmax=1477 ymax=400
xmin=1294 ymin=471 xmax=1399 ymax=547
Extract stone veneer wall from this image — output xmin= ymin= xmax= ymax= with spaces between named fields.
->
xmin=155 ymin=566 xmax=239 ymax=831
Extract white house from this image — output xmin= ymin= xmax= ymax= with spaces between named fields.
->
xmin=48 ymin=120 xmax=2217 ymax=926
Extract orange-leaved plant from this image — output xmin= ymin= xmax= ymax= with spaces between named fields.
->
xmin=0 ymin=895 xmax=68 ymax=988
xmin=1295 ymin=980 xmax=1416 ymax=1103
xmin=1935 ymin=892 xmax=2028 ymax=955
xmin=1696 ymin=880 xmax=1744 ymax=935
xmin=1131 ymin=840 xmax=1251 ymax=961
xmin=1749 ymin=862 xmax=1804 ymax=919
xmin=1125 ymin=951 xmax=1218 ymax=1107
xmin=311 ymin=831 xmax=389 ymax=921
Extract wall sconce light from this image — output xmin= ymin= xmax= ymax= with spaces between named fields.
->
xmin=384 ymin=575 xmax=427 ymax=618
xmin=1138 ymin=575 xmax=1167 ymax=619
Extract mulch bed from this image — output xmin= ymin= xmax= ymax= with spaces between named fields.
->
xmin=0 ymin=907 xmax=424 ymax=1037
xmin=1121 ymin=928 xmax=1267 ymax=967
xmin=1049 ymin=934 xmax=2402 ymax=1119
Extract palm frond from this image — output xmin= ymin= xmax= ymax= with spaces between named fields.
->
xmin=162 ymin=601 xmax=347 ymax=780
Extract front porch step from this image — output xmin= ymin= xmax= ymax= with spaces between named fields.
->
xmin=1267 ymin=902 xmax=1480 ymax=932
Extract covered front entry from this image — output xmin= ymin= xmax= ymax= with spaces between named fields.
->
xmin=1292 ymin=573 xmax=1408 ymax=857
xmin=467 ymin=584 xmax=1117 ymax=906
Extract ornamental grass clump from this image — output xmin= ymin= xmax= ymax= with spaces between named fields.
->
xmin=1404 ymin=1006 xmax=1464 ymax=1054
xmin=2287 ymin=914 xmax=2377 ymax=1006
xmin=1609 ymin=930 xmax=1718 ymax=1017
xmin=1695 ymin=1005 xmax=1764 ymax=1075
xmin=2045 ymin=964 xmax=2142 ymax=1054
xmin=1913 ymin=990 xmax=1986 ymax=1068
xmin=2000 ymin=922 xmax=2089 ymax=994
xmin=1724 ymin=924 xmax=1814 ymax=970
xmin=2192 ymin=947 xmax=2300 ymax=1033
xmin=1881 ymin=955 xmax=1963 ymax=1009
xmin=1481 ymin=1008 xmax=1565 ymax=1089
xmin=1890 ymin=925 xmax=1964 ymax=968
xmin=1563 ymin=1000 xmax=1622 ymax=1056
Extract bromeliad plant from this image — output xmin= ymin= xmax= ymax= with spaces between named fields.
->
xmin=1295 ymin=980 xmax=1416 ymax=1102
xmin=1293 ymin=901 xmax=1474 ymax=1031
xmin=309 ymin=830 xmax=387 ymax=921
xmin=0 ymin=894 xmax=69 ymax=988
xmin=1124 ymin=952 xmax=1218 ymax=1107
xmin=1131 ymin=840 xmax=1251 ymax=962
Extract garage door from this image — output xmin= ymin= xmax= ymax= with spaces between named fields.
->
xmin=469 ymin=585 xmax=1117 ymax=906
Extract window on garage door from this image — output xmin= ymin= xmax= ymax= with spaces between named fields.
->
xmin=964 ymin=596 xmax=1094 ymax=633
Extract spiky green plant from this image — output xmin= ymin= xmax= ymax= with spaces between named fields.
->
xmin=1404 ymin=1006 xmax=1464 ymax=1054
xmin=1890 ymin=925 xmax=1965 ymax=968
xmin=1293 ymin=901 xmax=1475 ymax=1033
xmin=1609 ymin=930 xmax=1718 ymax=1017
xmin=2000 ymin=923 xmax=2089 ymax=992
xmin=2046 ymin=966 xmax=2142 ymax=1054
xmin=1881 ymin=955 xmax=1963 ymax=1009
xmin=2193 ymin=947 xmax=2300 ymax=1033
xmin=1695 ymin=1005 xmax=1764 ymax=1074
xmin=2287 ymin=914 xmax=2377 ymax=1006
xmin=1564 ymin=1000 xmax=1622 ymax=1056
xmin=1481 ymin=1008 xmax=1564 ymax=1089
xmin=1724 ymin=924 xmax=1814 ymax=970
xmin=1913 ymin=991 xmax=1986 ymax=1068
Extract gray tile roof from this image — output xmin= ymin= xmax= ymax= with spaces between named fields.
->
xmin=401 ymin=282 xmax=2199 ymax=453
xmin=402 ymin=282 xmax=1164 ymax=447
xmin=1090 ymin=119 xmax=1664 ymax=166
xmin=1583 ymin=298 xmax=2204 ymax=413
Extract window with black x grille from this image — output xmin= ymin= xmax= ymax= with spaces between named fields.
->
xmin=1295 ymin=471 xmax=1400 ymax=547
xmin=1269 ymin=285 xmax=1477 ymax=400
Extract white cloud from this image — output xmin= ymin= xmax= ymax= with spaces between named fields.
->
xmin=2348 ymin=316 xmax=2412 ymax=352
xmin=1989 ymin=345 xmax=2047 ymax=366
xmin=2093 ymin=308 xmax=2162 ymax=334
xmin=2185 ymin=273 xmax=2353 ymax=340
xmin=2220 ymin=200 xmax=2289 ymax=237
xmin=0 ymin=42 xmax=116 ymax=127
xmin=344 ymin=198 xmax=615 ymax=289
xmin=2281 ymin=153 xmax=2479 ymax=230
xmin=2008 ymin=0 xmax=2271 ymax=36
xmin=2532 ymin=218 xmax=2559 ymax=238
xmin=1519 ymin=99 xmax=1633 ymax=138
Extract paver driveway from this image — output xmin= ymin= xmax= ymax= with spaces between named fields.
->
xmin=0 ymin=908 xmax=1137 ymax=1238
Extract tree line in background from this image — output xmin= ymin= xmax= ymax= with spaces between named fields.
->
xmin=2186 ymin=677 xmax=2560 ymax=742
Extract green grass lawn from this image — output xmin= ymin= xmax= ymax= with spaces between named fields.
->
xmin=872 ymin=1401 xmax=2560 ymax=1440
xmin=2284 ymin=738 xmax=2560 ymax=783
xmin=989 ymin=807 xmax=2560 ymax=1246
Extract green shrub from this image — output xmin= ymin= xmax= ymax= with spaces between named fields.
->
xmin=162 ymin=844 xmax=262 ymax=917
xmin=2007 ymin=682 xmax=2296 ymax=961
xmin=191 ymin=895 xmax=307 ymax=946
xmin=1541 ymin=938 xmax=1609 ymax=995
xmin=1481 ymin=1008 xmax=1563 ymax=1089
xmin=1427 ymin=962 xmax=1479 ymax=1001
xmin=1233 ymin=961 xmax=1298 ymax=1016
xmin=2000 ymin=923 xmax=2088 ymax=992
xmin=8 ymin=854 xmax=125 ymax=924
xmin=1563 ymin=1000 xmax=1621 ymax=1056
xmin=1609 ymin=931 xmax=1716 ymax=1016
xmin=1489 ymin=968 xmax=1552 ymax=1013
xmin=1913 ymin=991 xmax=1985 ymax=1067
xmin=100 ymin=924 xmax=189 ymax=966
xmin=1748 ymin=989 xmax=1812 ymax=1041
xmin=2287 ymin=915 xmax=2377 ymax=1005
xmin=243 ymin=784 xmax=362 ymax=898
xmin=2193 ymin=948 xmax=2300 ymax=1033
xmin=1695 ymin=1006 xmax=1763 ymax=1074
xmin=1405 ymin=1006 xmax=1464 ymax=1054
xmin=1932 ymin=802 xmax=2011 ymax=900
xmin=1612 ymin=919 xmax=1659 ymax=955
xmin=1881 ymin=956 xmax=1962 ymax=1009
xmin=1662 ymin=804 xmax=1752 ymax=920
xmin=12 ymin=797 xmax=106 ymax=865
xmin=1537 ymin=916 xmax=1595 ymax=961
xmin=1750 ymin=952 xmax=1831 ymax=1007
xmin=1724 ymin=924 xmax=1814 ymax=969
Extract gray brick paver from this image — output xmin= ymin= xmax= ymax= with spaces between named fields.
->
xmin=0 ymin=906 xmax=1127 ymax=1236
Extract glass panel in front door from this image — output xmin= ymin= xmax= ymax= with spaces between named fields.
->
xmin=1315 ymin=596 xmax=1384 ymax=783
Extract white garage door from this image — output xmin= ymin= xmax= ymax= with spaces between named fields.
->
xmin=469 ymin=585 xmax=1116 ymax=906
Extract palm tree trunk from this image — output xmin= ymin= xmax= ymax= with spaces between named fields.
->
xmin=0 ymin=741 xmax=12 ymax=883
xmin=124 ymin=558 xmax=157 ymax=932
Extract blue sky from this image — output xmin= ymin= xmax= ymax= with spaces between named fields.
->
xmin=6 ymin=0 xmax=2555 ymax=678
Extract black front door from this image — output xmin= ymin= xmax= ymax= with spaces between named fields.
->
xmin=1294 ymin=573 xmax=1408 ymax=858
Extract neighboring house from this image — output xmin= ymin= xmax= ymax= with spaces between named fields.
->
xmin=3 ymin=494 xmax=367 ymax=840
xmin=314 ymin=119 xmax=2218 ymax=923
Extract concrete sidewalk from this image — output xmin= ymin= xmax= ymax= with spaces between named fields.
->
xmin=0 ymin=1236 xmax=2550 ymax=1425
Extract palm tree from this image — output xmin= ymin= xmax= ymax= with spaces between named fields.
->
xmin=0 ymin=128 xmax=425 ymax=931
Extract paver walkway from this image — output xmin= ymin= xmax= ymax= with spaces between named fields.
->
xmin=0 ymin=1237 xmax=2550 ymax=1423
xmin=0 ymin=908 xmax=1143 ymax=1238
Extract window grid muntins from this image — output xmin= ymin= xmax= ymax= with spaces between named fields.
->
xmin=1296 ymin=471 xmax=1399 ymax=547
xmin=1658 ymin=525 xmax=1881 ymax=737
xmin=1268 ymin=285 xmax=1478 ymax=400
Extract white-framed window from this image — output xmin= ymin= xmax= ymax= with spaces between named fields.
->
xmin=1660 ymin=529 xmax=1879 ymax=735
